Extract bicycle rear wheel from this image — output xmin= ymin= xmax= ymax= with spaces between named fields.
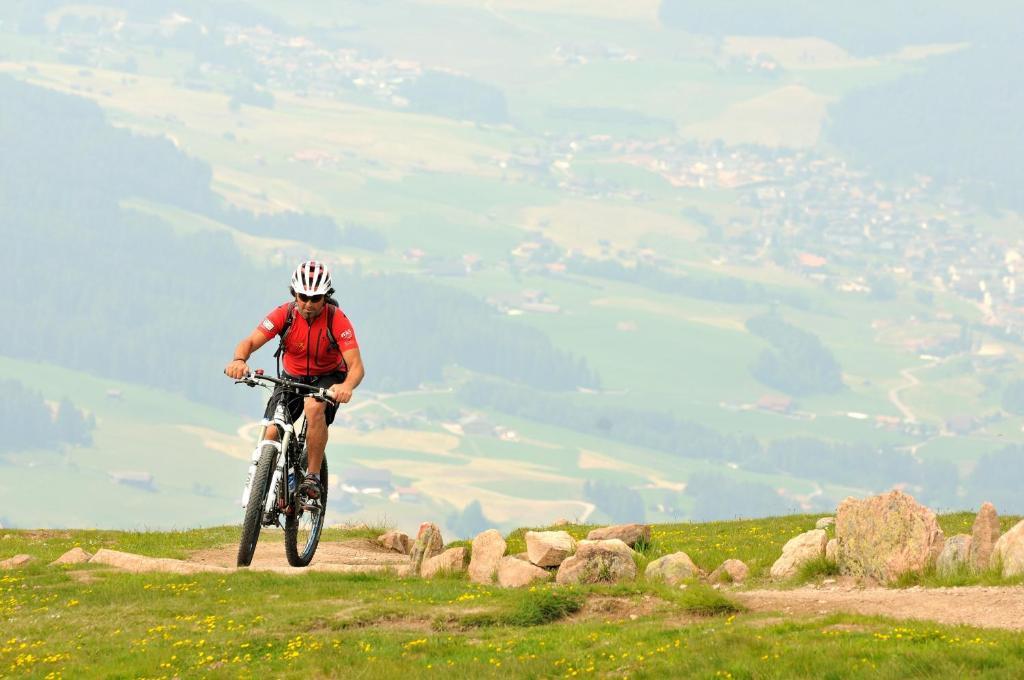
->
xmin=237 ymin=443 xmax=278 ymax=567
xmin=284 ymin=451 xmax=327 ymax=567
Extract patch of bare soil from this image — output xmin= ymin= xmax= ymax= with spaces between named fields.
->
xmin=734 ymin=584 xmax=1024 ymax=630
xmin=571 ymin=594 xmax=664 ymax=623
xmin=186 ymin=538 xmax=412 ymax=574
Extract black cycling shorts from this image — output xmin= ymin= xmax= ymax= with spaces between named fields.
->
xmin=263 ymin=370 xmax=347 ymax=426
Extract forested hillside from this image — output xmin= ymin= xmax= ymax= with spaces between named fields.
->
xmin=0 ymin=76 xmax=596 ymax=410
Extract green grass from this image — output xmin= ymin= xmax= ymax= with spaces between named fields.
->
xmin=4 ymin=520 xmax=1024 ymax=678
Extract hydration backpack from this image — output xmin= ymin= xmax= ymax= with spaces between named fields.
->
xmin=273 ymin=297 xmax=341 ymax=376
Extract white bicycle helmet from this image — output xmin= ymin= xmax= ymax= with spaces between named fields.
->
xmin=290 ymin=260 xmax=333 ymax=296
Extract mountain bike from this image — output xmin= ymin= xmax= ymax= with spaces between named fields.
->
xmin=233 ymin=370 xmax=334 ymax=567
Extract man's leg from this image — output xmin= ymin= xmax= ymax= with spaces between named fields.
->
xmin=302 ymin=397 xmax=328 ymax=476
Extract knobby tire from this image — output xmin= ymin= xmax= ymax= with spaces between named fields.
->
xmin=237 ymin=443 xmax=278 ymax=567
xmin=284 ymin=452 xmax=327 ymax=567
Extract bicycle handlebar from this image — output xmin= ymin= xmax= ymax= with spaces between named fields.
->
xmin=234 ymin=370 xmax=337 ymax=406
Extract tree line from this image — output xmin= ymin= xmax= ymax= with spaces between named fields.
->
xmin=458 ymin=377 xmax=964 ymax=509
xmin=745 ymin=313 xmax=844 ymax=396
xmin=0 ymin=380 xmax=94 ymax=452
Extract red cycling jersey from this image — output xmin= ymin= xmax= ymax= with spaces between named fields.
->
xmin=255 ymin=303 xmax=359 ymax=377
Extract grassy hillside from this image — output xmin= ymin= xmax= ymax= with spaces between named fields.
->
xmin=3 ymin=515 xmax=1024 ymax=678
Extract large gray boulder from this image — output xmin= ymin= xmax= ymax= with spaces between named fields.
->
xmin=496 ymin=556 xmax=553 ymax=588
xmin=468 ymin=529 xmax=506 ymax=584
xmin=409 ymin=522 xmax=444 ymax=574
xmin=936 ymin=534 xmax=972 ymax=576
xmin=970 ymin=502 xmax=1000 ymax=572
xmin=645 ymin=551 xmax=701 ymax=585
xmin=586 ymin=524 xmax=651 ymax=549
xmin=993 ymin=519 xmax=1024 ymax=577
xmin=556 ymin=539 xmax=636 ymax=585
xmin=526 ymin=530 xmax=576 ymax=567
xmin=835 ymin=490 xmax=945 ymax=582
xmin=770 ymin=529 xmax=828 ymax=580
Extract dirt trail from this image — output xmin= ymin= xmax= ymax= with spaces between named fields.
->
xmin=81 ymin=540 xmax=1024 ymax=630
xmin=735 ymin=584 xmax=1024 ymax=631
xmin=186 ymin=538 xmax=411 ymax=575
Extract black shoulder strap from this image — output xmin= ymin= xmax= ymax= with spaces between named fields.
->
xmin=273 ymin=302 xmax=297 ymax=376
xmin=325 ymin=303 xmax=340 ymax=352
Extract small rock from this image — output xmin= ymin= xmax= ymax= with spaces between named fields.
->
xmin=937 ymin=534 xmax=972 ymax=576
xmin=646 ymin=551 xmax=701 ymax=586
xmin=0 ymin=554 xmax=32 ymax=569
xmin=586 ymin=524 xmax=651 ymax=549
xmin=496 ymin=556 xmax=553 ymax=588
xmin=993 ymin=519 xmax=1024 ymax=578
xmin=421 ymin=547 xmax=468 ymax=578
xmin=770 ymin=529 xmax=828 ymax=580
xmin=468 ymin=529 xmax=506 ymax=585
xmin=50 ymin=547 xmax=92 ymax=566
xmin=815 ymin=517 xmax=835 ymax=530
xmin=525 ymin=530 xmax=576 ymax=567
xmin=377 ymin=531 xmax=411 ymax=555
xmin=970 ymin=502 xmax=1000 ymax=572
xmin=708 ymin=558 xmax=748 ymax=584
xmin=556 ymin=539 xmax=636 ymax=585
xmin=552 ymin=518 xmax=570 ymax=526
xmin=409 ymin=522 xmax=444 ymax=574
xmin=825 ymin=538 xmax=838 ymax=563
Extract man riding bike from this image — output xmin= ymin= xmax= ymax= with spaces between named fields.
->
xmin=224 ymin=260 xmax=364 ymax=501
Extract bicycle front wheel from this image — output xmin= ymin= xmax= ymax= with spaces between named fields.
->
xmin=237 ymin=443 xmax=278 ymax=567
xmin=284 ymin=451 xmax=327 ymax=567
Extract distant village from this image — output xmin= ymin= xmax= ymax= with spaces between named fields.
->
xmin=49 ymin=14 xmax=1024 ymax=406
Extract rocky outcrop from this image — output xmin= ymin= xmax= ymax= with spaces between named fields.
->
xmin=89 ymin=549 xmax=230 ymax=574
xmin=496 ymin=556 xmax=553 ymax=588
xmin=377 ymin=531 xmax=411 ymax=555
xmin=970 ymin=503 xmax=1000 ymax=572
xmin=645 ymin=551 xmax=701 ymax=586
xmin=936 ymin=534 xmax=972 ymax=576
xmin=993 ymin=519 xmax=1024 ymax=578
xmin=50 ymin=548 xmax=92 ymax=566
xmin=815 ymin=517 xmax=835 ymax=530
xmin=708 ymin=559 xmax=748 ymax=584
xmin=420 ymin=547 xmax=468 ymax=578
xmin=586 ymin=524 xmax=651 ymax=549
xmin=825 ymin=538 xmax=838 ymax=563
xmin=0 ymin=554 xmax=32 ymax=569
xmin=770 ymin=529 xmax=828 ymax=580
xmin=526 ymin=530 xmax=576 ymax=567
xmin=468 ymin=529 xmax=506 ymax=584
xmin=835 ymin=490 xmax=945 ymax=582
xmin=409 ymin=522 xmax=444 ymax=574
xmin=556 ymin=539 xmax=636 ymax=585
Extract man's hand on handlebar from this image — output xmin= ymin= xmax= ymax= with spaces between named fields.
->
xmin=224 ymin=359 xmax=250 ymax=380
xmin=327 ymin=383 xmax=353 ymax=404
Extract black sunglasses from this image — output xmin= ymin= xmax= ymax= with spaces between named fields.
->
xmin=296 ymin=293 xmax=324 ymax=303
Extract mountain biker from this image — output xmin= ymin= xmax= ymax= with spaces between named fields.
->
xmin=224 ymin=260 xmax=364 ymax=501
